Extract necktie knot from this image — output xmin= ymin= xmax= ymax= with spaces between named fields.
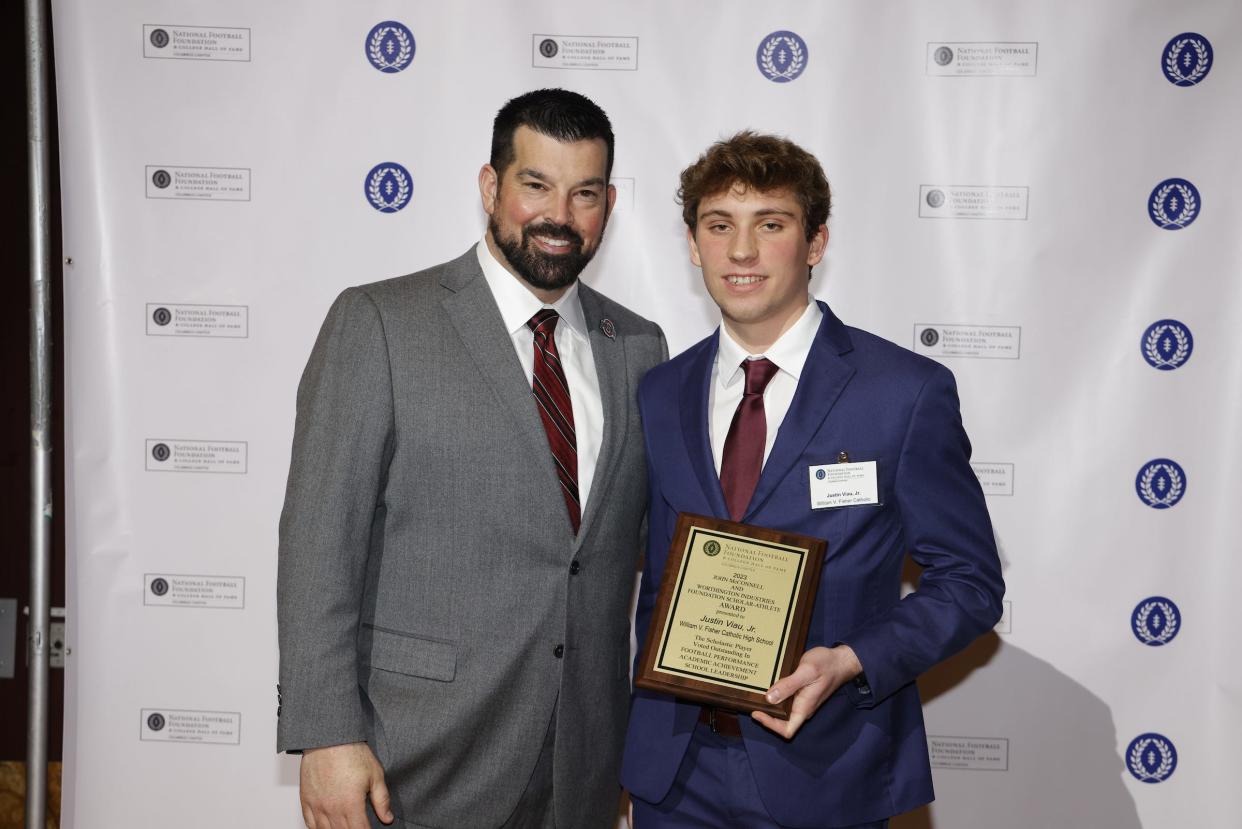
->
xmin=742 ymin=357 xmax=779 ymax=396
xmin=528 ymin=309 xmax=559 ymax=338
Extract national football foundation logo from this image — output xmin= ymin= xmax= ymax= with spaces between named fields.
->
xmin=1162 ymin=33 xmax=1212 ymax=86
xmin=1134 ymin=459 xmax=1185 ymax=509
xmin=1140 ymin=319 xmax=1193 ymax=370
xmin=365 ymin=21 xmax=415 ymax=73
xmin=365 ymin=163 xmax=412 ymax=213
xmin=1148 ymin=178 xmax=1200 ymax=230
xmin=756 ymin=31 xmax=808 ymax=83
xmin=1127 ymin=733 xmax=1177 ymax=783
xmin=1131 ymin=596 xmax=1180 ymax=646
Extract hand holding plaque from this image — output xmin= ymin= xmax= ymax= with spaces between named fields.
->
xmin=634 ymin=513 xmax=826 ymax=718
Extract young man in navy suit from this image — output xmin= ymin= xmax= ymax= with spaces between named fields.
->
xmin=622 ymin=132 xmax=1005 ymax=828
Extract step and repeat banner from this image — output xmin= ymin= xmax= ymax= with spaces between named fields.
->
xmin=53 ymin=1 xmax=1238 ymax=826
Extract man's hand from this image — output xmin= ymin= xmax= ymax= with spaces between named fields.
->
xmin=751 ymin=645 xmax=863 ymax=740
xmin=299 ymin=741 xmax=394 ymax=828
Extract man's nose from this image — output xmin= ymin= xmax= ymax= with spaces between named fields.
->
xmin=728 ymin=228 xmax=757 ymax=262
xmin=545 ymin=193 xmax=572 ymax=227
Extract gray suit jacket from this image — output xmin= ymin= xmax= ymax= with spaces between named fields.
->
xmin=277 ymin=248 xmax=666 ymax=828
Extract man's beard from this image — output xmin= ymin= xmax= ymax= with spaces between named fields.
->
xmin=490 ymin=216 xmax=604 ymax=293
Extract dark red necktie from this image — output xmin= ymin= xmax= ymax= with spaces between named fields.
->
xmin=719 ymin=358 xmax=780 ymax=522
xmin=528 ymin=310 xmax=580 ymax=533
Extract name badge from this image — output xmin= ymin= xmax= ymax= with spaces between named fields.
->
xmin=808 ymin=461 xmax=879 ymax=509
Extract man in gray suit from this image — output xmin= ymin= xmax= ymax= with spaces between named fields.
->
xmin=277 ymin=89 xmax=666 ymax=829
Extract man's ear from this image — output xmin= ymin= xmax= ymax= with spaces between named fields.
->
xmin=806 ymin=224 xmax=828 ymax=267
xmin=478 ymin=164 xmax=499 ymax=215
xmin=605 ymin=183 xmax=617 ymax=218
xmin=687 ymin=225 xmax=702 ymax=267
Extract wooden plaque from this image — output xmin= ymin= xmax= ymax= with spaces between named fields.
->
xmin=634 ymin=512 xmax=826 ymax=719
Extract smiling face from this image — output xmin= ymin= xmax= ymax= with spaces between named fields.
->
xmin=479 ymin=125 xmax=616 ymax=302
xmin=689 ymin=184 xmax=827 ymax=352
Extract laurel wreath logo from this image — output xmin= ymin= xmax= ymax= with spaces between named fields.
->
xmin=369 ymin=26 xmax=413 ymax=71
xmin=1139 ymin=463 xmax=1184 ymax=508
xmin=368 ymin=167 xmax=411 ymax=211
xmin=1134 ymin=601 xmax=1179 ymax=644
xmin=1143 ymin=324 xmax=1190 ymax=369
xmin=761 ymin=35 xmax=806 ymax=81
xmin=1150 ymin=182 xmax=1197 ymax=228
xmin=1129 ymin=737 xmax=1174 ymax=781
xmin=1165 ymin=38 xmax=1210 ymax=85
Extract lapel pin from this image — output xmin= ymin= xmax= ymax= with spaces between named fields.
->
xmin=600 ymin=318 xmax=616 ymax=340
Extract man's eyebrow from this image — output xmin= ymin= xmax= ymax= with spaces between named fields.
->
xmin=514 ymin=168 xmax=606 ymax=189
xmin=698 ymin=207 xmax=797 ymax=220
xmin=515 ymin=167 xmax=549 ymax=181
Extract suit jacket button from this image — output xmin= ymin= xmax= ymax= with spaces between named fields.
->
xmin=570 ymin=560 xmax=581 ymax=575
xmin=553 ymin=644 xmax=564 ymax=658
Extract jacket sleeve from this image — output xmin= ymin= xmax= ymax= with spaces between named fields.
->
xmin=276 ymin=287 xmax=395 ymax=751
xmin=841 ymin=364 xmax=1005 ymax=707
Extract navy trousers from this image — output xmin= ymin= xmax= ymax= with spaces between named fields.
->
xmin=631 ymin=722 xmax=890 ymax=829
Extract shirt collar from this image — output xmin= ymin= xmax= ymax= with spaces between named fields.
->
xmin=476 ymin=239 xmax=588 ymax=341
xmin=716 ymin=299 xmax=823 ymax=389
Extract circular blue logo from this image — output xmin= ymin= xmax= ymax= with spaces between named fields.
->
xmin=1162 ymin=33 xmax=1212 ymax=87
xmin=1127 ymin=733 xmax=1177 ymax=783
xmin=1141 ymin=319 xmax=1193 ymax=370
xmin=757 ymin=31 xmax=808 ymax=83
xmin=815 ymin=469 xmax=826 ymax=480
xmin=365 ymin=21 xmax=415 ymax=73
xmin=365 ymin=163 xmax=412 ymax=213
xmin=147 ymin=712 xmax=166 ymax=732
xmin=1135 ymin=459 xmax=1186 ymax=509
xmin=1148 ymin=178 xmax=1200 ymax=230
xmin=934 ymin=46 xmax=954 ymax=66
xmin=1131 ymin=597 xmax=1181 ymax=646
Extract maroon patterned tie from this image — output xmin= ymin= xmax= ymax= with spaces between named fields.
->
xmin=528 ymin=310 xmax=580 ymax=533
xmin=720 ymin=358 xmax=780 ymax=522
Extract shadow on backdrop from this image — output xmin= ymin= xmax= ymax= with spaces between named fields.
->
xmin=892 ymin=564 xmax=1140 ymax=828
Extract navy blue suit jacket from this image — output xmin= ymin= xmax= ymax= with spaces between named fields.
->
xmin=621 ymin=303 xmax=1005 ymax=827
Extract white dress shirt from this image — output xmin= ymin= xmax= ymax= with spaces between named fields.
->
xmin=476 ymin=240 xmax=603 ymax=510
xmin=709 ymin=300 xmax=823 ymax=474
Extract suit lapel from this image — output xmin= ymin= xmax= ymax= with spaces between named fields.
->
xmin=573 ymin=285 xmax=628 ymax=549
xmin=680 ymin=333 xmax=730 ymax=519
xmin=745 ymin=303 xmax=856 ymax=520
xmin=439 ymin=253 xmax=559 ymax=485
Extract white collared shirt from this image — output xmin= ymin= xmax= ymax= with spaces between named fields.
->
xmin=709 ymin=300 xmax=823 ymax=474
xmin=476 ymin=240 xmax=603 ymax=510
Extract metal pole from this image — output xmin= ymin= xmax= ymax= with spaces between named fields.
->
xmin=25 ymin=0 xmax=53 ymax=825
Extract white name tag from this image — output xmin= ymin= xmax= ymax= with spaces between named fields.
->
xmin=808 ymin=461 xmax=880 ymax=509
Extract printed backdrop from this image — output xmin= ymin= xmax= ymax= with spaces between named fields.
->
xmin=52 ymin=1 xmax=1239 ymax=826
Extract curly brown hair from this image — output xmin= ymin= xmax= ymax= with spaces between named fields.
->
xmin=678 ymin=131 xmax=831 ymax=241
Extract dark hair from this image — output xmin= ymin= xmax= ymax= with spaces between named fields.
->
xmin=678 ymin=131 xmax=831 ymax=240
xmin=490 ymin=89 xmax=615 ymax=179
